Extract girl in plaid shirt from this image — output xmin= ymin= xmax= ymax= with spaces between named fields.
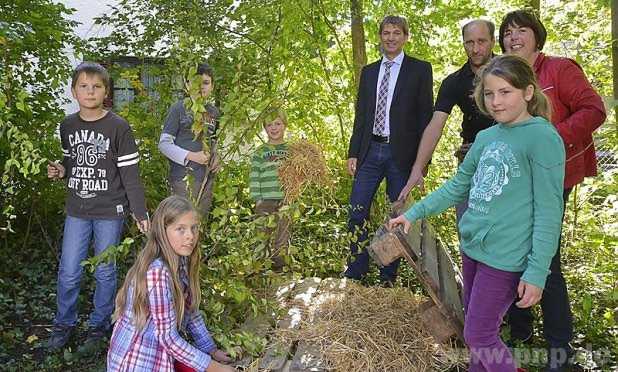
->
xmin=107 ymin=196 xmax=235 ymax=372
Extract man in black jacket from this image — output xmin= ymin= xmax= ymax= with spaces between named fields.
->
xmin=345 ymin=15 xmax=433 ymax=284
xmin=397 ymin=19 xmax=495 ymax=221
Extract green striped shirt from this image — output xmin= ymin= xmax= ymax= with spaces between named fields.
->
xmin=249 ymin=143 xmax=288 ymax=201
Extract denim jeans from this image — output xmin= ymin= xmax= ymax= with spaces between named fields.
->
xmin=345 ymin=141 xmax=408 ymax=282
xmin=54 ymin=215 xmax=124 ymax=329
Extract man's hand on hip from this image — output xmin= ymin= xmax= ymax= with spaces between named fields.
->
xmin=347 ymin=158 xmax=357 ymax=176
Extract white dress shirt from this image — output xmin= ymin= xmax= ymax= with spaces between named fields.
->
xmin=374 ymin=51 xmax=404 ymax=136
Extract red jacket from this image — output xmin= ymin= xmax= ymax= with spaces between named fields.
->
xmin=534 ymin=53 xmax=606 ymax=188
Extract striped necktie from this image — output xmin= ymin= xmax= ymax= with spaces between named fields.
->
xmin=373 ymin=60 xmax=394 ymax=136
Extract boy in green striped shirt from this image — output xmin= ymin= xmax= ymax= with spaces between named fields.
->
xmin=249 ymin=109 xmax=289 ymax=270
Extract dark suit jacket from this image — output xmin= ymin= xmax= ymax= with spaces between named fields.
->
xmin=348 ymin=54 xmax=433 ymax=174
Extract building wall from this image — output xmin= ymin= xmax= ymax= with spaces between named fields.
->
xmin=60 ymin=0 xmax=117 ymax=113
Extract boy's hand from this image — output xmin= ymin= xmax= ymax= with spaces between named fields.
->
xmin=209 ymin=153 xmax=221 ymax=173
xmin=515 ymin=280 xmax=543 ymax=308
xmin=47 ymin=161 xmax=66 ymax=180
xmin=387 ymin=215 xmax=411 ymax=234
xmin=211 ymin=349 xmax=233 ymax=363
xmin=137 ymin=219 xmax=150 ymax=233
xmin=187 ymin=151 xmax=210 ymax=165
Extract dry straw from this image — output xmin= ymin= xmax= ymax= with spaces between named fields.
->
xmin=278 ymin=139 xmax=331 ymax=203
xmin=276 ymin=282 xmax=464 ymax=371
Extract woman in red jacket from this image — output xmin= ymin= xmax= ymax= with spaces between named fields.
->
xmin=498 ymin=9 xmax=606 ymax=372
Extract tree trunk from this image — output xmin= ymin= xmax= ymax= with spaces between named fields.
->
xmin=528 ymin=0 xmax=541 ymax=15
xmin=613 ymin=0 xmax=618 ymax=127
xmin=350 ymin=0 xmax=367 ymax=89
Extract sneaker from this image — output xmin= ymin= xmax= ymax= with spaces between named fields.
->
xmin=78 ymin=325 xmax=109 ymax=354
xmin=87 ymin=324 xmax=110 ymax=343
xmin=544 ymin=344 xmax=574 ymax=372
xmin=47 ymin=324 xmax=74 ymax=350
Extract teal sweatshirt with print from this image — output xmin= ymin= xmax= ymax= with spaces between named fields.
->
xmin=403 ymin=117 xmax=565 ymax=289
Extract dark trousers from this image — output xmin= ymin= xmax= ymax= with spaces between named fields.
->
xmin=345 ymin=141 xmax=408 ymax=282
xmin=170 ymin=176 xmax=214 ymax=216
xmin=506 ymin=188 xmax=573 ymax=368
xmin=255 ymin=199 xmax=290 ymax=271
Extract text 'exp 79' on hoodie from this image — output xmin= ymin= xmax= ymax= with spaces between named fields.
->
xmin=403 ymin=116 xmax=565 ymax=289
xmin=60 ymin=111 xmax=147 ymax=221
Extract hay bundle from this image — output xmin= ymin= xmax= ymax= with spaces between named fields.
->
xmin=278 ymin=139 xmax=331 ymax=203
xmin=277 ymin=282 xmax=463 ymax=371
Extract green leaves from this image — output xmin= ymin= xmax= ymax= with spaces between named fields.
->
xmin=1 ymin=0 xmax=80 ymax=232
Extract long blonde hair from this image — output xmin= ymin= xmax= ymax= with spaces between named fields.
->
xmin=113 ymin=195 xmax=202 ymax=330
xmin=474 ymin=54 xmax=551 ymax=121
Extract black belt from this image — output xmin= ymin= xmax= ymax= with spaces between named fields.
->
xmin=372 ymin=134 xmax=389 ymax=143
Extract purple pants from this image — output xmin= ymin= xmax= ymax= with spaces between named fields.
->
xmin=462 ymin=254 xmax=521 ymax=372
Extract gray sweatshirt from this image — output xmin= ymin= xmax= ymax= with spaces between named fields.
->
xmin=158 ymin=99 xmax=219 ymax=183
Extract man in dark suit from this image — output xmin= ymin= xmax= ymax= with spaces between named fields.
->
xmin=345 ymin=15 xmax=433 ymax=284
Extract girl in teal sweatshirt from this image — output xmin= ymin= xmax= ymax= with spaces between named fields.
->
xmin=389 ymin=55 xmax=565 ymax=372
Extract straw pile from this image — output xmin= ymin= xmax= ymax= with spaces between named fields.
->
xmin=278 ymin=139 xmax=331 ymax=203
xmin=276 ymin=282 xmax=463 ymax=372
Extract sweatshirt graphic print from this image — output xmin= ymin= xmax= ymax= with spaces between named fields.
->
xmin=469 ymin=141 xmax=521 ymax=211
xmin=61 ymin=112 xmax=147 ymax=220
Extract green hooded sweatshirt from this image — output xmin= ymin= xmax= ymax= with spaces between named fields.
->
xmin=404 ymin=116 xmax=565 ymax=289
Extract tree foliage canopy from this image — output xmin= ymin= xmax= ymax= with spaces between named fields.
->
xmin=0 ymin=0 xmax=615 ymax=369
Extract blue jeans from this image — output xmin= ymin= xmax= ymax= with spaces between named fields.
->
xmin=54 ymin=215 xmax=124 ymax=329
xmin=345 ymin=141 xmax=408 ymax=282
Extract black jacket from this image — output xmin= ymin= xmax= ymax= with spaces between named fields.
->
xmin=348 ymin=54 xmax=433 ymax=173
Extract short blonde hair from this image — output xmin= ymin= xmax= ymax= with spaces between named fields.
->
xmin=262 ymin=107 xmax=288 ymax=127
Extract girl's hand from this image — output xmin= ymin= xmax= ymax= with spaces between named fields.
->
xmin=515 ymin=280 xmax=543 ymax=308
xmin=47 ymin=161 xmax=65 ymax=180
xmin=387 ymin=215 xmax=411 ymax=234
xmin=211 ymin=348 xmax=233 ymax=363
xmin=206 ymin=360 xmax=236 ymax=372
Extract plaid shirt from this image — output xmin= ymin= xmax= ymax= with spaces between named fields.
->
xmin=107 ymin=258 xmax=216 ymax=371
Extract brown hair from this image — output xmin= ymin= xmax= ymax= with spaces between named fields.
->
xmin=113 ymin=195 xmax=202 ymax=331
xmin=462 ymin=19 xmax=495 ymax=40
xmin=474 ymin=54 xmax=551 ymax=121
xmin=197 ymin=62 xmax=214 ymax=78
xmin=71 ymin=61 xmax=111 ymax=92
xmin=379 ymin=15 xmax=409 ymax=36
xmin=498 ymin=9 xmax=547 ymax=52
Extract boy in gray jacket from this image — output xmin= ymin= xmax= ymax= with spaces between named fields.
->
xmin=158 ymin=63 xmax=220 ymax=215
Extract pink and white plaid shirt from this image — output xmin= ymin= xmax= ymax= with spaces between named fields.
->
xmin=107 ymin=258 xmax=216 ymax=371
